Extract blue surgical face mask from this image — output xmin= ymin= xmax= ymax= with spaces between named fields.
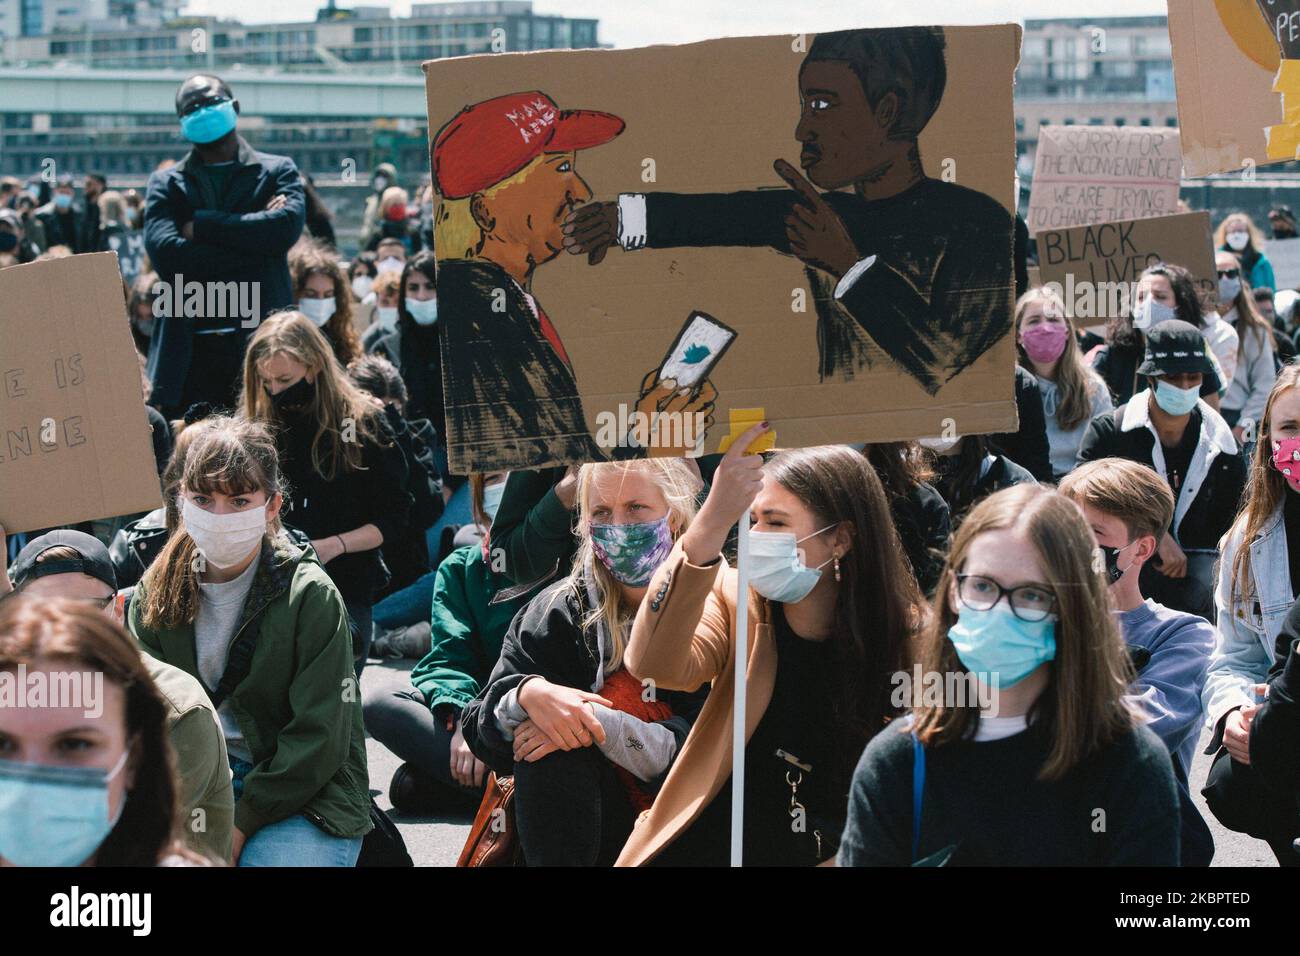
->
xmin=0 ymin=749 xmax=130 ymax=867
xmin=180 ymin=99 xmax=238 ymax=145
xmin=376 ymin=306 xmax=399 ymax=332
xmin=747 ymin=524 xmax=836 ymax=604
xmin=1132 ymin=296 xmax=1177 ymax=331
xmin=407 ymin=296 xmax=438 ymax=327
xmin=298 ymin=297 xmax=335 ymax=328
xmin=481 ymin=481 xmax=505 ymax=523
xmin=1153 ymin=379 xmax=1200 ymax=416
xmin=53 ymin=193 xmax=73 ymax=210
xmin=947 ymin=602 xmax=1056 ymax=689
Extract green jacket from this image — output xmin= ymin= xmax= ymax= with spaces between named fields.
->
xmin=410 ymin=544 xmax=548 ymax=718
xmin=129 ymin=536 xmax=372 ymax=840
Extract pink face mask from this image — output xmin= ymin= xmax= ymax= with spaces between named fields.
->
xmin=1020 ymin=322 xmax=1069 ymax=364
xmin=1271 ymin=435 xmax=1300 ymax=492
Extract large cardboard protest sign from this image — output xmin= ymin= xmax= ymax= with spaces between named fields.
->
xmin=1035 ymin=211 xmax=1217 ymax=320
xmin=423 ymin=25 xmax=1022 ymax=473
xmin=1169 ymin=0 xmax=1300 ymax=177
xmin=1025 ymin=125 xmax=1182 ymax=237
xmin=0 ymin=254 xmax=162 ymax=533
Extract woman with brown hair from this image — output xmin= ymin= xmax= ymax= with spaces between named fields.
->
xmin=128 ymin=415 xmax=372 ymax=866
xmin=0 ymin=596 xmax=209 ymax=866
xmin=838 ymin=484 xmax=1181 ymax=866
xmin=241 ymin=311 xmax=409 ymax=675
xmin=1214 ymin=249 xmax=1278 ymax=438
xmin=289 ymin=241 xmax=362 ymax=368
xmin=619 ymin=430 xmax=923 ymax=866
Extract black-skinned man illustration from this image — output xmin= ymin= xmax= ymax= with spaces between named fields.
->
xmin=432 ymin=91 xmax=717 ymax=472
xmin=563 ymin=27 xmax=1014 ymax=396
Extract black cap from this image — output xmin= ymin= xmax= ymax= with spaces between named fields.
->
xmin=11 ymin=530 xmax=118 ymax=594
xmin=1136 ymin=319 xmax=1218 ymax=378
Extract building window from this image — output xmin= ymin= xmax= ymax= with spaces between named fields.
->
xmin=1140 ymin=117 xmax=1152 ymax=126
xmin=1165 ymin=117 xmax=1178 ymax=127
xmin=1115 ymin=117 xmax=1126 ymax=126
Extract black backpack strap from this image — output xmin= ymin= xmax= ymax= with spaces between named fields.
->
xmin=207 ymin=610 xmax=266 ymax=712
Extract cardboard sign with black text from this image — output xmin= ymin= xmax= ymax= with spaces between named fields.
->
xmin=1026 ymin=125 xmax=1182 ymax=237
xmin=0 ymin=254 xmax=163 ymax=533
xmin=1035 ymin=211 xmax=1216 ymax=320
xmin=423 ymin=24 xmax=1022 ymax=473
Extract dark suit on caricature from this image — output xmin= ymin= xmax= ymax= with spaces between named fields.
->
xmin=564 ymin=27 xmax=1014 ymax=396
xmin=437 ymin=257 xmax=610 ymax=470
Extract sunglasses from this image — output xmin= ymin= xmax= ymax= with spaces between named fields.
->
xmin=1217 ymin=268 xmax=1240 ymax=279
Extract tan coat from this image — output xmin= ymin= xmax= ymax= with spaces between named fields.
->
xmin=615 ymin=540 xmax=777 ymax=867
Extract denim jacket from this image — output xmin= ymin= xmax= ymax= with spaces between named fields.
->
xmin=1204 ymin=506 xmax=1291 ymax=739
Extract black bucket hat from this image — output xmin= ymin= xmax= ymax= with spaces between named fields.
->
xmin=1136 ymin=319 xmax=1217 ymax=377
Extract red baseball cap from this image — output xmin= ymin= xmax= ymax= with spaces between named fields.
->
xmin=432 ymin=91 xmax=624 ymax=199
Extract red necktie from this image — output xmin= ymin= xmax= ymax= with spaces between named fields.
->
xmin=532 ymin=299 xmax=571 ymax=368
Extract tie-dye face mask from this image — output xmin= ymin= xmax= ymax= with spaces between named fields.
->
xmin=588 ymin=516 xmax=675 ymax=586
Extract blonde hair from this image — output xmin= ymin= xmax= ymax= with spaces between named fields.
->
xmin=910 ymin=484 xmax=1135 ymax=780
xmin=139 ymin=416 xmax=285 ymax=630
xmin=1015 ymin=286 xmax=1104 ymax=431
xmin=1058 ymin=458 xmax=1175 ymax=543
xmin=433 ymin=154 xmax=546 ymax=262
xmin=1215 ymin=212 xmax=1267 ymax=255
xmin=240 ymin=311 xmax=385 ymax=480
xmin=562 ymin=459 xmax=702 ymax=674
xmin=378 ymin=186 xmax=409 ymax=217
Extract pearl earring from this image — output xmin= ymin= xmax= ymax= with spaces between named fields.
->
xmin=833 ymin=555 xmax=841 ymax=582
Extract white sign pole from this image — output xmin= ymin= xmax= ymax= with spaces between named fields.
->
xmin=730 ymin=511 xmax=750 ymax=867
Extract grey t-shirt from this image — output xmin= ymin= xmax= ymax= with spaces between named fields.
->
xmin=196 ymin=553 xmax=260 ymax=764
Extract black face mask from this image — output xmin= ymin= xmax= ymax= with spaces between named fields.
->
xmin=1099 ymin=541 xmax=1137 ymax=584
xmin=265 ymin=377 xmax=315 ymax=413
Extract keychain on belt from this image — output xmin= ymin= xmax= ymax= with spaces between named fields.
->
xmin=777 ymin=748 xmax=823 ymax=860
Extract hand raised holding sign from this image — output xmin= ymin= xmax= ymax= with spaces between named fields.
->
xmin=680 ymin=421 xmax=769 ymax=565
xmin=774 ymin=159 xmax=861 ymax=280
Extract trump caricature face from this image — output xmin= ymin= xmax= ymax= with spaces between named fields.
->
xmin=471 ymin=152 xmax=594 ymax=269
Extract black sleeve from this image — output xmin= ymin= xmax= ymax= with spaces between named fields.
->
xmin=1250 ymin=601 xmax=1300 ymax=793
xmin=460 ymin=588 xmax=588 ymax=774
xmin=644 ymin=190 xmax=798 ymax=252
xmin=1075 ymin=409 xmax=1119 ymax=465
xmin=1015 ymin=215 xmax=1029 ymax=300
xmin=147 ymin=405 xmax=173 ymax=477
xmin=359 ymin=414 xmax=412 ymax=545
xmin=489 ymin=466 xmax=573 ymax=587
xmin=989 ymin=367 xmax=1053 ymax=482
xmin=837 ymin=727 xmax=914 ymax=866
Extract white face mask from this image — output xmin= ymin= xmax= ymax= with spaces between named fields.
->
xmin=918 ymin=435 xmax=961 ymax=453
xmin=298 ymin=297 xmax=336 ymax=328
xmin=1226 ymin=230 xmax=1250 ymax=252
xmin=377 ymin=257 xmax=404 ymax=274
xmin=1133 ymin=296 xmax=1177 ymax=331
xmin=407 ymin=297 xmax=438 ymax=327
xmin=351 ymin=275 xmax=373 ymax=300
xmin=747 ymin=525 xmax=836 ymax=604
xmin=376 ymin=306 xmax=400 ymax=331
xmin=182 ymin=497 xmax=268 ymax=569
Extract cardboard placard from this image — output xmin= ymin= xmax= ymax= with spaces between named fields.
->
xmin=1 ymin=254 xmax=163 ymax=533
xmin=424 ymin=25 xmax=1022 ymax=473
xmin=1034 ymin=211 xmax=1216 ymax=319
xmin=1266 ymin=236 xmax=1300 ymax=290
xmin=1169 ymin=0 xmax=1300 ymax=177
xmin=1025 ymin=125 xmax=1182 ymax=237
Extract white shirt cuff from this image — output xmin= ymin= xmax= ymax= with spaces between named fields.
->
xmin=834 ymin=255 xmax=878 ymax=299
xmin=617 ymin=193 xmax=648 ymax=250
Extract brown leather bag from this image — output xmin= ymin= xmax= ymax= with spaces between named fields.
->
xmin=456 ymin=772 xmax=524 ymax=867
